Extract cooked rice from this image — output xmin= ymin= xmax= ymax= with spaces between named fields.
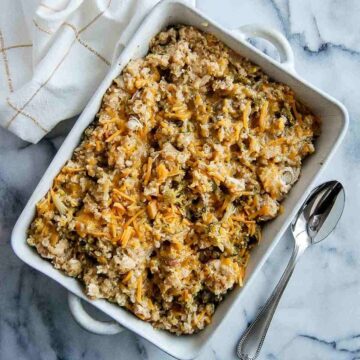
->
xmin=27 ymin=26 xmax=319 ymax=335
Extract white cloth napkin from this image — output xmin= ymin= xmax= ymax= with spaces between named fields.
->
xmin=0 ymin=0 xmax=195 ymax=143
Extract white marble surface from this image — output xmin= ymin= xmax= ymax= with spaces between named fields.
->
xmin=1 ymin=1 xmax=360 ymax=359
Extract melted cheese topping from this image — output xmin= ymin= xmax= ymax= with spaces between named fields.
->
xmin=28 ymin=26 xmax=319 ymax=334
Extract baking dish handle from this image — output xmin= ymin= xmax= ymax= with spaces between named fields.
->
xmin=231 ymin=24 xmax=295 ymax=73
xmin=68 ymin=292 xmax=125 ymax=335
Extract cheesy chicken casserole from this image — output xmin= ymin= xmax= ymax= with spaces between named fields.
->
xmin=28 ymin=26 xmax=319 ymax=334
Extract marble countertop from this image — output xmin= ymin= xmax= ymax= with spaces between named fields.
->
xmin=1 ymin=1 xmax=360 ymax=359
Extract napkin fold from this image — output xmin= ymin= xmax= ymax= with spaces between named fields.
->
xmin=0 ymin=0 xmax=194 ymax=143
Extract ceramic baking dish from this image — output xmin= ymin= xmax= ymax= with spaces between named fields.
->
xmin=11 ymin=1 xmax=348 ymax=359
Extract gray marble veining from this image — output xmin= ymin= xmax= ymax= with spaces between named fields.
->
xmin=1 ymin=1 xmax=360 ymax=359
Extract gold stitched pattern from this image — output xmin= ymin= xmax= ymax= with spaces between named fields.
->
xmin=5 ymin=38 xmax=77 ymax=129
xmin=33 ymin=19 xmax=110 ymax=65
xmin=79 ymin=0 xmax=112 ymax=34
xmin=39 ymin=3 xmax=64 ymax=12
xmin=5 ymin=0 xmax=113 ymax=130
xmin=7 ymin=98 xmax=48 ymax=133
xmin=64 ymin=22 xmax=110 ymax=66
xmin=0 ymin=30 xmax=14 ymax=92
xmin=33 ymin=19 xmax=54 ymax=35
xmin=0 ymin=44 xmax=32 ymax=53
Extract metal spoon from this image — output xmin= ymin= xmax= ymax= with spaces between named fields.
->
xmin=237 ymin=180 xmax=345 ymax=360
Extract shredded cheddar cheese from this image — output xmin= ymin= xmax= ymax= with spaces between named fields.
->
xmin=27 ymin=26 xmax=319 ymax=336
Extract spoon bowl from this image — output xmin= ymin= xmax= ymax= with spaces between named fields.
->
xmin=291 ymin=181 xmax=345 ymax=244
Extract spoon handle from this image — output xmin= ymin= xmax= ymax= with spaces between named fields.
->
xmin=237 ymin=242 xmax=307 ymax=360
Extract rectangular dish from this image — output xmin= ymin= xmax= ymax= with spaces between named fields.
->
xmin=11 ymin=1 xmax=348 ymax=359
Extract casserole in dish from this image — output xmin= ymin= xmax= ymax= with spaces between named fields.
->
xmin=26 ymin=23 xmax=319 ymax=336
xmin=11 ymin=1 xmax=348 ymax=359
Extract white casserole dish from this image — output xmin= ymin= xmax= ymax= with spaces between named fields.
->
xmin=11 ymin=1 xmax=349 ymax=359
